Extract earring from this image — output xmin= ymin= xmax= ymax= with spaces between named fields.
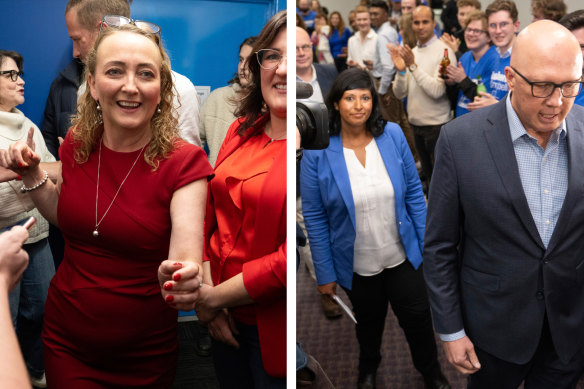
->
xmin=96 ymin=101 xmax=103 ymax=123
xmin=156 ymin=105 xmax=161 ymax=114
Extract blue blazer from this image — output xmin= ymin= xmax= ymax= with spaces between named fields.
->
xmin=300 ymin=123 xmax=426 ymax=290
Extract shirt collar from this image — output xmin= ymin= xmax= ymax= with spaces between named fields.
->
xmin=497 ymin=45 xmax=513 ymax=59
xmin=418 ymin=35 xmax=437 ymax=48
xmin=506 ymin=93 xmax=566 ymax=143
xmin=295 ymin=65 xmax=318 ymax=83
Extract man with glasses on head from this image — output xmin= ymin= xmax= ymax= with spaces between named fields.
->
xmin=467 ymin=0 xmax=519 ymax=112
xmin=424 ymin=20 xmax=584 ymax=388
xmin=42 ymin=0 xmax=202 ymax=163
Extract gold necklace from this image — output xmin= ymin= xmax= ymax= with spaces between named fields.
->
xmin=93 ymin=140 xmax=147 ymax=237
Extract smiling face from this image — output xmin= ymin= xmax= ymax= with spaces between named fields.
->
xmin=261 ymin=28 xmax=287 ymax=119
xmin=369 ymin=6 xmax=387 ymax=29
xmin=330 ymin=13 xmax=340 ymax=28
xmin=412 ymin=7 xmax=436 ymax=46
xmin=88 ymin=31 xmax=161 ymax=136
xmin=464 ymin=19 xmax=490 ymax=52
xmin=238 ymin=44 xmax=254 ymax=87
xmin=355 ymin=11 xmax=371 ymax=34
xmin=0 ymin=57 xmax=25 ymax=112
xmin=335 ymin=88 xmax=373 ymax=130
xmin=487 ymin=10 xmax=519 ymax=53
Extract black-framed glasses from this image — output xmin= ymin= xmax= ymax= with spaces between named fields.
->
xmin=100 ymin=15 xmax=161 ymax=35
xmin=465 ymin=28 xmax=487 ymax=35
xmin=511 ymin=66 xmax=583 ymax=98
xmin=256 ymin=49 xmax=286 ymax=70
xmin=0 ymin=70 xmax=23 ymax=82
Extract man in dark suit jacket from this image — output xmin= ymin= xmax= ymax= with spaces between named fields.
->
xmin=296 ymin=26 xmax=338 ymax=103
xmin=424 ymin=20 xmax=584 ymax=387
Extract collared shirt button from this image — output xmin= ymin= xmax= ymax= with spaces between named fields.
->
xmin=545 ymin=220 xmax=550 ymax=225
xmin=544 ymin=189 xmax=549 ymax=194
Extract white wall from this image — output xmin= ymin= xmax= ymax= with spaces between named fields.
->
xmin=317 ymin=0 xmax=583 ymax=33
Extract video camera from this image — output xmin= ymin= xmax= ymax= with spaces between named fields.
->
xmin=296 ymin=81 xmax=329 ymax=150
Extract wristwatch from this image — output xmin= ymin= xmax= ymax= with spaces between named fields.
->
xmin=408 ymin=63 xmax=418 ymax=72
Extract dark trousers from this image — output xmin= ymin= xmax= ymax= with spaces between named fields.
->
xmin=410 ymin=124 xmax=442 ymax=185
xmin=468 ymin=317 xmax=584 ymax=389
xmin=343 ymin=262 xmax=439 ymax=376
xmin=212 ymin=322 xmax=286 ymax=389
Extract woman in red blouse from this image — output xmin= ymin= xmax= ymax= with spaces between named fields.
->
xmin=193 ymin=10 xmax=287 ymax=388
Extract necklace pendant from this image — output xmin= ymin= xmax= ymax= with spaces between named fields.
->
xmin=93 ymin=229 xmax=99 ymax=237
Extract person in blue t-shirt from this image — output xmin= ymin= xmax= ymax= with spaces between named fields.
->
xmin=445 ymin=11 xmax=498 ymax=117
xmin=467 ymin=0 xmax=520 ymax=112
xmin=559 ymin=10 xmax=584 ymax=107
xmin=297 ymin=0 xmax=317 ymax=34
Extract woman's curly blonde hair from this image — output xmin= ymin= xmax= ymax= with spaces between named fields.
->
xmin=71 ymin=24 xmax=179 ymax=170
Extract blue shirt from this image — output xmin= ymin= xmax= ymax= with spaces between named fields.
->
xmin=297 ymin=8 xmax=316 ymax=29
xmin=456 ymin=46 xmax=498 ymax=117
xmin=506 ymin=94 xmax=568 ymax=248
xmin=329 ymin=27 xmax=351 ymax=59
xmin=489 ymin=48 xmax=511 ymax=101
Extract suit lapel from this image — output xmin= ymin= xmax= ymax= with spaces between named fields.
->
xmin=325 ymin=135 xmax=356 ymax=229
xmin=546 ymin=111 xmax=584 ymax=253
xmin=483 ymin=101 xmax=545 ymax=249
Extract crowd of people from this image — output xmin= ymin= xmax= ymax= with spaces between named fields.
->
xmin=1 ymin=0 xmax=286 ymax=388
xmin=297 ymin=0 xmax=584 ymax=388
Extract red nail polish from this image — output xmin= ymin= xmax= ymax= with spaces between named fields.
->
xmin=173 ymin=273 xmax=181 ymax=281
xmin=173 ymin=262 xmax=183 ymax=267
xmin=16 ymin=175 xmax=21 ymax=180
xmin=164 ymin=282 xmax=173 ymax=291
xmin=30 ymin=152 xmax=34 ymax=158
xmin=17 ymin=162 xmax=23 ymax=167
xmin=165 ymin=295 xmax=174 ymax=303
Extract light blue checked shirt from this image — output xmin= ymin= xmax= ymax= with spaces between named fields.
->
xmin=440 ymin=95 xmax=568 ymax=343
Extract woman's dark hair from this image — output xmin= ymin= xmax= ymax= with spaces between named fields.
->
xmin=228 ymin=36 xmax=258 ymax=85
xmin=234 ymin=10 xmax=287 ymax=136
xmin=0 ymin=50 xmax=23 ymax=72
xmin=325 ymin=68 xmax=385 ymax=137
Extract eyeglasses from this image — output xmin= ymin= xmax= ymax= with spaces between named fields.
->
xmin=488 ymin=21 xmax=511 ymax=30
xmin=465 ymin=28 xmax=487 ymax=35
xmin=511 ymin=66 xmax=583 ymax=98
xmin=296 ymin=44 xmax=312 ymax=53
xmin=0 ymin=70 xmax=23 ymax=82
xmin=100 ymin=15 xmax=161 ymax=35
xmin=256 ymin=49 xmax=286 ymax=70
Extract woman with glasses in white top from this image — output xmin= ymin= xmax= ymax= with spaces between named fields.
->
xmin=301 ymin=68 xmax=450 ymax=389
xmin=0 ymin=50 xmax=57 ymax=387
xmin=194 ymin=10 xmax=287 ymax=388
xmin=0 ymin=23 xmax=213 ymax=387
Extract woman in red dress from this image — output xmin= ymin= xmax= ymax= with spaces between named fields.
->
xmin=1 ymin=24 xmax=212 ymax=388
xmin=190 ymin=10 xmax=287 ymax=388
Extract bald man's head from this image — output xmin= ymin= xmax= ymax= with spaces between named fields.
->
xmin=296 ymin=27 xmax=314 ymax=74
xmin=506 ymin=20 xmax=582 ymax=143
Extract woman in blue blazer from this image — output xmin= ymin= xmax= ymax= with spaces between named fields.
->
xmin=300 ymin=69 xmax=449 ymax=389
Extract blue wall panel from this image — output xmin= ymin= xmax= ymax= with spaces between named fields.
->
xmin=1 ymin=0 xmax=284 ymax=128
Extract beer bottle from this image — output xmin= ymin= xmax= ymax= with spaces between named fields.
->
xmin=439 ymin=48 xmax=450 ymax=78
xmin=476 ymin=75 xmax=487 ymax=94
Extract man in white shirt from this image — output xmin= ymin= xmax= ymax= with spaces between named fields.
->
xmin=347 ymin=6 xmax=378 ymax=71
